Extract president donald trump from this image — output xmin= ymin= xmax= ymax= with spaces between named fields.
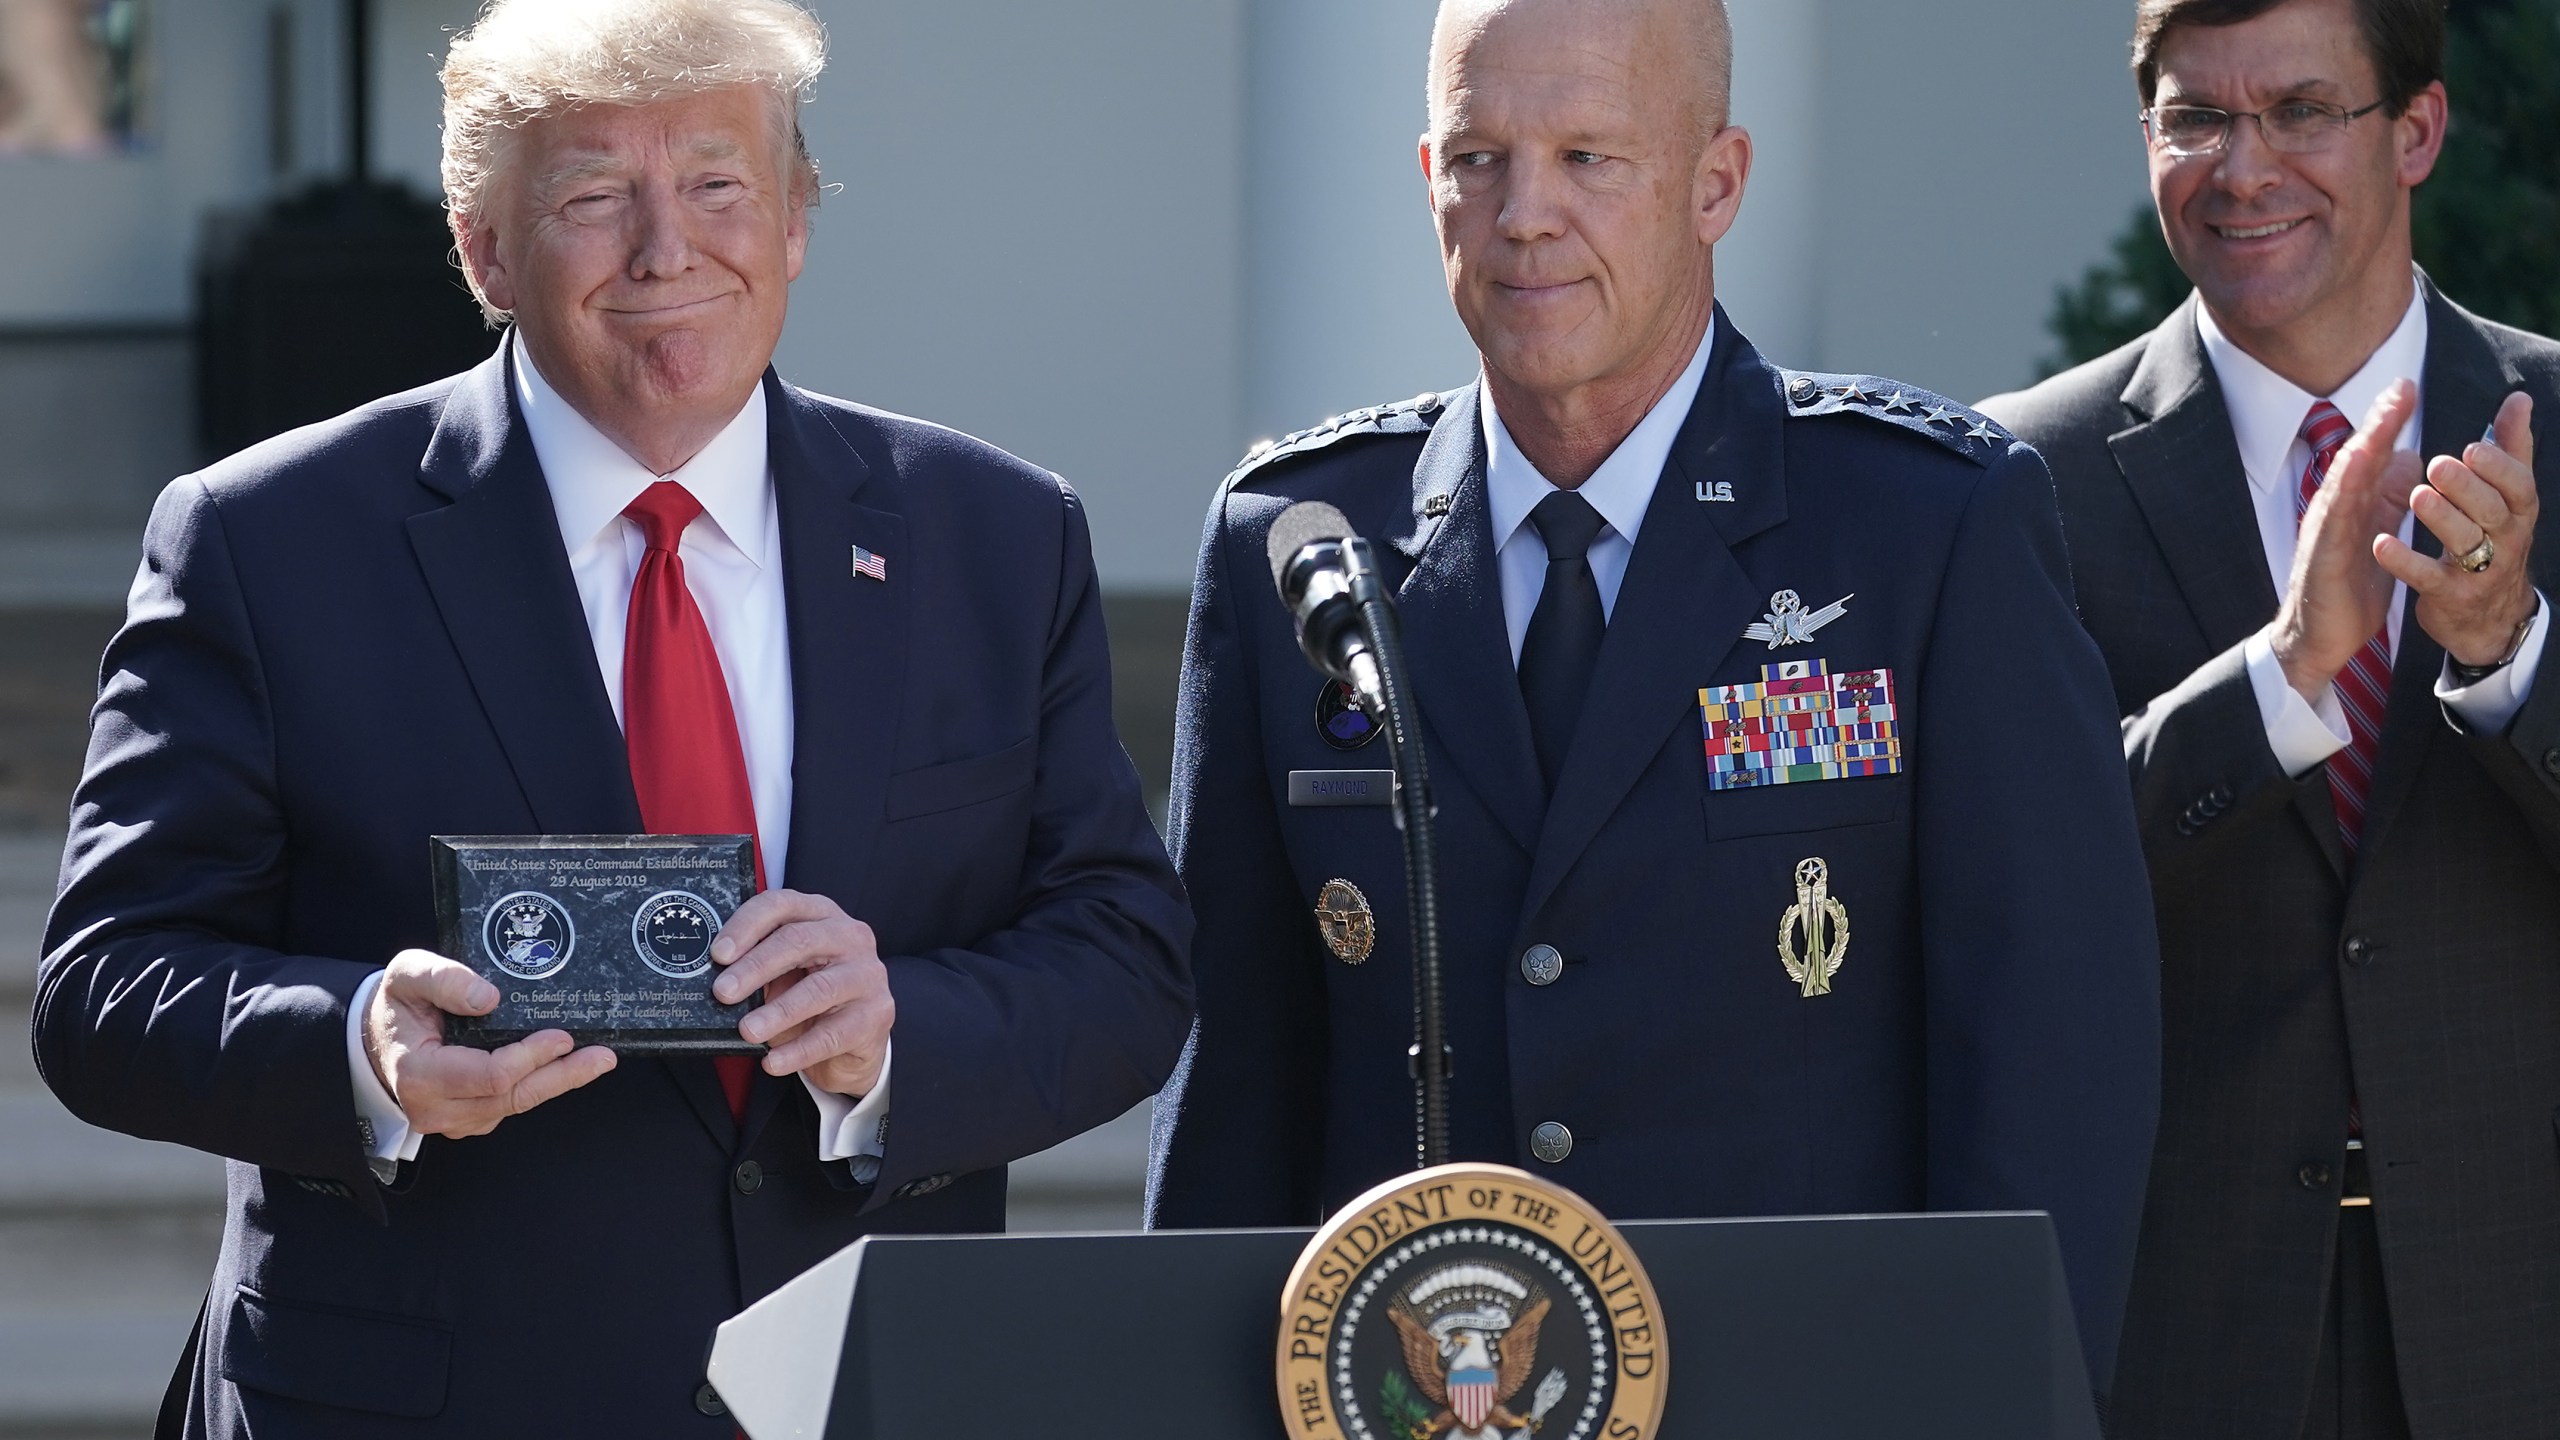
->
xmin=31 ymin=1 xmax=1193 ymax=1433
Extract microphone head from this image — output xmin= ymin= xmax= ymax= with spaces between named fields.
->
xmin=1266 ymin=501 xmax=1360 ymax=594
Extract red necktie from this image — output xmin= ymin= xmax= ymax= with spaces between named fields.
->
xmin=2294 ymin=401 xmax=2393 ymax=858
xmin=622 ymin=481 xmax=762 ymax=1123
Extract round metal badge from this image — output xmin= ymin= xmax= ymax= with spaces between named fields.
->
xmin=1315 ymin=680 xmax=1383 ymax=752
xmin=1278 ymin=1163 xmax=1667 ymax=1440
xmin=633 ymin=890 xmax=723 ymax=981
xmin=482 ymin=891 xmax=576 ymax=982
xmin=1315 ymin=879 xmax=1376 ymax=965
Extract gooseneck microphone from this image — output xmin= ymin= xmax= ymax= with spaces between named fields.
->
xmin=1266 ymin=502 xmax=1450 ymax=1170
xmin=1265 ymin=503 xmax=1387 ymax=714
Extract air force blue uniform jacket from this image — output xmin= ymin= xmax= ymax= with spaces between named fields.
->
xmin=1147 ymin=315 xmax=2160 ymax=1386
xmin=33 ymin=344 xmax=1193 ymax=1438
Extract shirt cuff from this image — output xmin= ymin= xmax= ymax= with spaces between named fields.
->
xmin=803 ymin=1038 xmax=892 ymax=1166
xmin=2437 ymin=589 xmax=2550 ymax=735
xmin=346 ymin=971 xmax=423 ymax=1170
xmin=2244 ymin=628 xmax=2353 ymax=779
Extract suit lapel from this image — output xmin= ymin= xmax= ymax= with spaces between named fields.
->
xmin=2107 ymin=296 xmax=2282 ymax=656
xmin=767 ymin=378 xmax=904 ymax=904
xmin=2107 ymin=302 xmax=2350 ymax=875
xmin=2358 ymin=284 xmax=2526 ymax=860
xmin=1395 ymin=393 xmax=1546 ymax=855
xmin=732 ymin=378 xmax=906 ymax=1153
xmin=406 ymin=345 xmax=642 ymax=835
xmin=1522 ymin=320 xmax=1782 ymax=917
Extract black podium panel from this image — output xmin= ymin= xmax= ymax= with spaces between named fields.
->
xmin=817 ymin=1213 xmax=2095 ymax=1440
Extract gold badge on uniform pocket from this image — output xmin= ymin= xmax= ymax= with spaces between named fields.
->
xmin=1315 ymin=879 xmax=1375 ymax=964
xmin=1777 ymin=857 xmax=1848 ymax=997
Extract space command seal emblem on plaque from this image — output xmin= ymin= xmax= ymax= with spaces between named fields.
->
xmin=1279 ymin=1164 xmax=1667 ymax=1440
xmin=483 ymin=891 xmax=575 ymax=981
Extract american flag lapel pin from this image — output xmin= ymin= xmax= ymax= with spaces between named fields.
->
xmin=850 ymin=545 xmax=888 ymax=582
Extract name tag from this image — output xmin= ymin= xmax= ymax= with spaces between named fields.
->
xmin=1289 ymin=770 xmax=1397 ymax=807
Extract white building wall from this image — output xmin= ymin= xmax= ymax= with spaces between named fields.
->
xmin=1240 ymin=0 xmax=1476 ymax=446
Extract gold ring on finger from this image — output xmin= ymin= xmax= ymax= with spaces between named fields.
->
xmin=2456 ymin=536 xmax=2497 ymax=574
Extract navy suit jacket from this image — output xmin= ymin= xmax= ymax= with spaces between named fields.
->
xmin=33 ymin=344 xmax=1192 ymax=1437
xmin=1147 ymin=316 xmax=2160 ymax=1388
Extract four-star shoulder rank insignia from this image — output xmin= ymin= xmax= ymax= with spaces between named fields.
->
xmin=1780 ymin=369 xmax=2015 ymax=466
xmin=1742 ymin=590 xmax=1852 ymax=648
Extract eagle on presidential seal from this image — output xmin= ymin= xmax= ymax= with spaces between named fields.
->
xmin=1385 ymin=1262 xmax=1567 ymax=1438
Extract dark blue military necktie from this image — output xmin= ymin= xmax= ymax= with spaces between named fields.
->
xmin=1519 ymin=490 xmax=1609 ymax=789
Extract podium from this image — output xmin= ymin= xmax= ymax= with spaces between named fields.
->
xmin=707 ymin=1211 xmax=2100 ymax=1439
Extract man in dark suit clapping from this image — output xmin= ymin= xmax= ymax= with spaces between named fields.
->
xmin=1985 ymin=2 xmax=2560 ymax=1434
xmin=31 ymin=2 xmax=1191 ymax=1434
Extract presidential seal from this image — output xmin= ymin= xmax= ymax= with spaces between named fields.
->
xmin=1279 ymin=1164 xmax=1667 ymax=1440
xmin=632 ymin=890 xmax=723 ymax=980
xmin=482 ymin=891 xmax=575 ymax=982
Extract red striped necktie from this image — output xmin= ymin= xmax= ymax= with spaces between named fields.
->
xmin=2294 ymin=401 xmax=2393 ymax=858
xmin=622 ymin=481 xmax=763 ymax=1123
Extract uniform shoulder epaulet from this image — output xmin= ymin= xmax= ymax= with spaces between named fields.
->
xmin=1222 ymin=391 xmax=1453 ymax=490
xmin=1778 ymin=371 xmax=2016 ymax=468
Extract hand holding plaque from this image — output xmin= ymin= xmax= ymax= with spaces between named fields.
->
xmin=709 ymin=888 xmax=894 ymax=1098
xmin=361 ymin=952 xmax=619 ymax=1138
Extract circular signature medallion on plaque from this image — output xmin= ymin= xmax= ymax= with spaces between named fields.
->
xmin=1278 ymin=1164 xmax=1667 ymax=1440
xmin=632 ymin=890 xmax=723 ymax=980
xmin=482 ymin=890 xmax=575 ymax=982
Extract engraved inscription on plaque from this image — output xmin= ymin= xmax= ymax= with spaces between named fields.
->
xmin=432 ymin=835 xmax=759 ymax=1056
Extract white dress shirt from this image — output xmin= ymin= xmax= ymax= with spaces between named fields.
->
xmin=347 ymin=335 xmax=891 ymax=1173
xmin=2200 ymin=277 xmax=2549 ymax=778
xmin=1483 ymin=319 xmax=1716 ymax=662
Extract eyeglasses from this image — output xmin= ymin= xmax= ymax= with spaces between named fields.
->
xmin=2141 ymin=99 xmax=2388 ymax=157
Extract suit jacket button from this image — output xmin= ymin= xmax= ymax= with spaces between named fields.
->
xmin=2209 ymin=784 xmax=2233 ymax=808
xmin=898 ymin=1173 xmax=951 ymax=1199
xmin=733 ymin=1161 xmax=763 ymax=1195
xmin=1530 ymin=1121 xmax=1574 ymax=1164
xmin=2545 ymin=748 xmax=2560 ymax=776
xmin=2298 ymin=1163 xmax=2333 ymax=1190
xmin=2344 ymin=935 xmax=2377 ymax=968
xmin=693 ymin=1382 xmax=728 ymax=1417
xmin=1521 ymin=945 xmax=1565 ymax=986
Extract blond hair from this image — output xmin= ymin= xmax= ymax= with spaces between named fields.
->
xmin=440 ymin=0 xmax=827 ymax=316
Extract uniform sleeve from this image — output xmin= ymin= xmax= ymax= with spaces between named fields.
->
xmin=1144 ymin=490 xmax=1332 ymax=1228
xmin=34 ymin=475 xmax=382 ymax=1203
xmin=1914 ymin=443 xmax=2161 ymax=1394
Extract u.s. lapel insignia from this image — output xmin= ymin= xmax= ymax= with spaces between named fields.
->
xmin=1315 ymin=879 xmax=1375 ymax=964
xmin=1742 ymin=590 xmax=1852 ymax=648
xmin=1777 ymin=858 xmax=1848 ymax=997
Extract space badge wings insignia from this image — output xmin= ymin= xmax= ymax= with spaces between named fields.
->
xmin=1742 ymin=590 xmax=1851 ymax=648
xmin=1700 ymin=660 xmax=1903 ymax=791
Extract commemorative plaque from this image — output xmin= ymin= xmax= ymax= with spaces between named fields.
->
xmin=431 ymin=834 xmax=760 ymax=1055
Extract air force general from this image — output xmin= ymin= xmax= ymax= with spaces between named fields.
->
xmin=1146 ymin=0 xmax=2162 ymax=1395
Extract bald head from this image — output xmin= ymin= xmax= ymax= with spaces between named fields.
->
xmin=1430 ymin=0 xmax=1734 ymax=144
